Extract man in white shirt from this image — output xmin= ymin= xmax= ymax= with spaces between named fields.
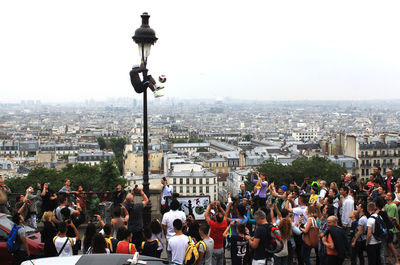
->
xmin=161 ymin=177 xmax=173 ymax=212
xmin=366 ymin=202 xmax=382 ymax=265
xmin=54 ymin=220 xmax=80 ymax=256
xmin=340 ymin=186 xmax=354 ymax=229
xmin=167 ymin=219 xmax=190 ymax=265
xmin=318 ymin=180 xmax=328 ymax=203
xmin=162 ymin=199 xmax=186 ymax=262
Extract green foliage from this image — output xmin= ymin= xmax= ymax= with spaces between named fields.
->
xmin=196 ymin=147 xmax=209 ymax=152
xmin=97 ymin=137 xmax=107 ymax=150
xmin=245 ymin=156 xmax=346 ymax=189
xmin=244 ymin=134 xmax=252 ymax=141
xmin=188 ymin=138 xmax=204 ymax=143
xmin=5 ymin=161 xmax=126 ymax=193
xmin=96 ymin=137 xmax=127 ymax=174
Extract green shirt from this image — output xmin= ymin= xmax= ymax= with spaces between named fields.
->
xmin=385 ymin=202 xmax=399 ymax=233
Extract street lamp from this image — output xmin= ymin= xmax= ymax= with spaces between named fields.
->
xmin=130 ymin=12 xmax=157 ymax=223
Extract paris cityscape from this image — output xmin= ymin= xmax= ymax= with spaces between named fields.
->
xmin=2 ymin=1 xmax=400 ymax=264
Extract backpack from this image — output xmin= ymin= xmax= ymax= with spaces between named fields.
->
xmin=371 ymin=215 xmax=388 ymax=242
xmin=7 ymin=225 xmax=22 ymax=253
xmin=264 ymin=224 xmax=283 ymax=253
xmin=105 ymin=236 xmax=118 ymax=253
xmin=184 ymin=237 xmax=206 ymax=265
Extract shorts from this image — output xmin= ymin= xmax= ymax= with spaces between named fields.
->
xmin=387 ymin=231 xmax=394 ymax=243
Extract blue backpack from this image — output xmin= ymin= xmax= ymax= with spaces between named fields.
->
xmin=7 ymin=225 xmax=22 ymax=253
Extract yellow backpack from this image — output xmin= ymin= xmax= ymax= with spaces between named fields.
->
xmin=184 ymin=237 xmax=206 ymax=265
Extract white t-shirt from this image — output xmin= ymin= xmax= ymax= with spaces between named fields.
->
xmin=358 ymin=215 xmax=368 ymax=241
xmin=167 ymin=234 xmax=189 ymax=265
xmin=292 ymin=206 xmax=307 ymax=224
xmin=161 ymin=185 xmax=173 ymax=205
xmin=367 ymin=214 xmax=381 ymax=245
xmin=162 ymin=209 xmax=186 ymax=240
xmin=54 ymin=236 xmax=77 ymax=256
xmin=55 ymin=206 xmax=75 ymax=221
xmin=318 ymin=188 xmax=327 ymax=203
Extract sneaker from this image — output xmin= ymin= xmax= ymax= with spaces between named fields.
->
xmin=155 ymin=84 xmax=164 ymax=90
xmin=154 ymin=91 xmax=164 ymax=98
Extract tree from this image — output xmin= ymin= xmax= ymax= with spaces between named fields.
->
xmin=5 ymin=161 xmax=126 ymax=193
xmin=245 ymin=156 xmax=346 ymax=189
xmin=97 ymin=137 xmax=107 ymax=150
xmin=99 ymin=159 xmax=126 ymax=191
xmin=244 ymin=134 xmax=252 ymax=141
xmin=196 ymin=147 xmax=208 ymax=152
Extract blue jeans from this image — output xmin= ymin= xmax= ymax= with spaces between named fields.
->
xmin=273 ymin=255 xmax=288 ymax=265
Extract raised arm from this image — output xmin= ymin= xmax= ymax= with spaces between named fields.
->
xmin=251 ymin=173 xmax=258 ymax=184
xmin=137 ymin=187 xmax=149 ymax=207
xmin=204 ymin=203 xmax=212 ymax=224
xmin=223 ymin=221 xmax=234 ymax=238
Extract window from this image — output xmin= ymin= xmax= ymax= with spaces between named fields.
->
xmin=361 ymin=169 xmax=365 ymax=176
xmin=180 ymin=186 xmax=183 ymax=193
xmin=173 ymin=178 xmax=176 ymax=185
xmin=200 ymin=178 xmax=203 ymax=184
xmin=193 ymin=178 xmax=196 ymax=184
xmin=186 ymin=186 xmax=189 ymax=193
xmin=206 ymin=178 xmax=209 ymax=184
xmin=206 ymin=187 xmax=209 ymax=193
xmin=193 ymin=187 xmax=196 ymax=193
xmin=382 ymin=151 xmax=386 ymax=156
xmin=180 ymin=178 xmax=183 ymax=184
xmin=214 ymin=186 xmax=216 ymax=192
xmin=200 ymin=186 xmax=203 ymax=193
xmin=366 ymin=169 xmax=369 ymax=176
xmin=186 ymin=178 xmax=189 ymax=184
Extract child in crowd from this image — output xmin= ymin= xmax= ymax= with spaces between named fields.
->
xmin=140 ymin=227 xmax=159 ymax=258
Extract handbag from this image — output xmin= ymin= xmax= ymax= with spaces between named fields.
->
xmin=303 ymin=217 xmax=319 ymax=248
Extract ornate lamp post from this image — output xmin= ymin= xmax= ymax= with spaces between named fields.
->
xmin=130 ymin=12 xmax=157 ymax=223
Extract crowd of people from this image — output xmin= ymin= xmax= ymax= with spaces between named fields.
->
xmin=1 ymin=166 xmax=400 ymax=265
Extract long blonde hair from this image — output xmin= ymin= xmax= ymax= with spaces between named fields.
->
xmin=42 ymin=211 xmax=54 ymax=222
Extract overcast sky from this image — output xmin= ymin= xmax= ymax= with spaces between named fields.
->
xmin=1 ymin=0 xmax=400 ymax=103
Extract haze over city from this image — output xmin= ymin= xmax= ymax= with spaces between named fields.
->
xmin=1 ymin=0 xmax=400 ymax=103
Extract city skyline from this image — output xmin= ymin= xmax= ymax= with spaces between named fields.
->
xmin=1 ymin=0 xmax=400 ymax=102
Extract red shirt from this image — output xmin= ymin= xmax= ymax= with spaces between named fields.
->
xmin=387 ymin=178 xmax=392 ymax=193
xmin=116 ymin=241 xmax=136 ymax=254
xmin=209 ymin=219 xmax=227 ymax=249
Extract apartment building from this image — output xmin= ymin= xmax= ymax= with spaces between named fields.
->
xmin=359 ymin=142 xmax=400 ymax=179
xmin=167 ymin=170 xmax=218 ymax=201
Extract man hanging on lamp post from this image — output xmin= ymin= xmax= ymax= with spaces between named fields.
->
xmin=130 ymin=12 xmax=162 ymax=224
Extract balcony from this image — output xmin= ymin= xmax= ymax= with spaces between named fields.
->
xmin=360 ymin=163 xmax=371 ymax=168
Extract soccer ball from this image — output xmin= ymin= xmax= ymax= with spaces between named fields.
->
xmin=158 ymin=75 xmax=167 ymax=83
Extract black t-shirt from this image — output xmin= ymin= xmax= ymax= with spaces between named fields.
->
xmin=125 ymin=203 xmax=143 ymax=232
xmin=253 ymin=224 xmax=269 ymax=260
xmin=41 ymin=191 xmax=56 ymax=212
xmin=231 ymin=235 xmax=249 ymax=265
xmin=141 ymin=240 xmax=159 ymax=257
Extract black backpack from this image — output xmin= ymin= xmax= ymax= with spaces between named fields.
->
xmin=371 ymin=215 xmax=388 ymax=242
